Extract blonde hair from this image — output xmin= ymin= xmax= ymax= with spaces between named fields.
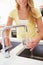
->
xmin=15 ymin=0 xmax=38 ymax=20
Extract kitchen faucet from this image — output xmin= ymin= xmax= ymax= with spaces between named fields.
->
xmin=1 ymin=25 xmax=27 ymax=58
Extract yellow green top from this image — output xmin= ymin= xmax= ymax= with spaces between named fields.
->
xmin=9 ymin=8 xmax=42 ymax=41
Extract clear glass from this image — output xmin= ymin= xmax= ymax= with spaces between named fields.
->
xmin=21 ymin=32 xmax=34 ymax=58
xmin=21 ymin=32 xmax=30 ymax=46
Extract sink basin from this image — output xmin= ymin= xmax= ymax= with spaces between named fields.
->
xmin=6 ymin=41 xmax=21 ymax=51
xmin=18 ymin=42 xmax=43 ymax=61
xmin=11 ymin=41 xmax=20 ymax=48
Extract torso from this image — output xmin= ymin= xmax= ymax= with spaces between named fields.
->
xmin=18 ymin=9 xmax=29 ymax=20
xmin=19 ymin=20 xmax=28 ymax=25
xmin=18 ymin=9 xmax=29 ymax=25
xmin=14 ymin=9 xmax=38 ymax=40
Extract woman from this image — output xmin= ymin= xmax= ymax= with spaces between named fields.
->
xmin=5 ymin=0 xmax=43 ymax=51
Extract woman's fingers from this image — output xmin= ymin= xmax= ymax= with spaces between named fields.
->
xmin=25 ymin=42 xmax=32 ymax=49
xmin=25 ymin=42 xmax=37 ymax=51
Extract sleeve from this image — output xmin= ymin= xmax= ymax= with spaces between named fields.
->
xmin=9 ymin=9 xmax=15 ymax=20
xmin=35 ymin=8 xmax=42 ymax=18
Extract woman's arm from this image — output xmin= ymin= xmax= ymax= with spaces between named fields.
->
xmin=4 ymin=17 xmax=13 ymax=46
xmin=5 ymin=17 xmax=13 ymax=36
xmin=37 ymin=16 xmax=43 ymax=40
xmin=26 ymin=16 xmax=43 ymax=51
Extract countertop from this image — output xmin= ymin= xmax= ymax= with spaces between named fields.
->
xmin=0 ymin=38 xmax=43 ymax=65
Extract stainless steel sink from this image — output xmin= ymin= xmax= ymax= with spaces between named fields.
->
xmin=18 ymin=42 xmax=43 ymax=61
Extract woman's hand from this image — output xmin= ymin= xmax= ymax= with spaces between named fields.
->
xmin=25 ymin=37 xmax=40 ymax=51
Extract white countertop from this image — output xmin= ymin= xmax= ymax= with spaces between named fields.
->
xmin=0 ymin=53 xmax=43 ymax=65
xmin=0 ymin=38 xmax=43 ymax=65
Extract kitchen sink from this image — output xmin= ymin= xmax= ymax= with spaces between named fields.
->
xmin=18 ymin=43 xmax=43 ymax=61
xmin=7 ymin=40 xmax=43 ymax=61
xmin=11 ymin=41 xmax=20 ymax=48
xmin=7 ymin=41 xmax=21 ymax=51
